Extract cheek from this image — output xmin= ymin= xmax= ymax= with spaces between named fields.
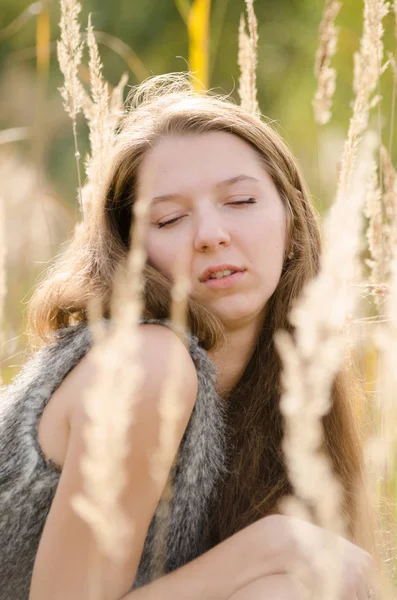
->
xmin=251 ymin=212 xmax=287 ymax=260
xmin=145 ymin=235 xmax=167 ymax=271
xmin=145 ymin=234 xmax=186 ymax=280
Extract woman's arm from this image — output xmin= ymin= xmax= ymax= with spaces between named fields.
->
xmin=120 ymin=512 xmax=374 ymax=600
xmin=29 ymin=324 xmax=199 ymax=600
xmin=120 ymin=520 xmax=290 ymax=600
xmin=227 ymin=574 xmax=301 ymax=600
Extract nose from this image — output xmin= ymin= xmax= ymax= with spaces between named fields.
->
xmin=193 ymin=211 xmax=231 ymax=252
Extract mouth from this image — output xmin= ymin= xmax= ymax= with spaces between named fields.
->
xmin=199 ymin=265 xmax=246 ymax=283
xmin=203 ymin=270 xmax=246 ymax=289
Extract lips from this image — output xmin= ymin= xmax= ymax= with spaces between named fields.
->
xmin=199 ymin=264 xmax=245 ymax=282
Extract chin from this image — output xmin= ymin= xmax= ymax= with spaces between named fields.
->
xmin=211 ymin=303 xmax=263 ymax=327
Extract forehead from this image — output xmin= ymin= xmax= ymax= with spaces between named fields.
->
xmin=137 ymin=131 xmax=267 ymax=197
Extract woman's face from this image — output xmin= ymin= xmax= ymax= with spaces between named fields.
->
xmin=138 ymin=130 xmax=288 ymax=331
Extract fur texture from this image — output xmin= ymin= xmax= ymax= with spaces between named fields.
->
xmin=0 ymin=318 xmax=227 ymax=598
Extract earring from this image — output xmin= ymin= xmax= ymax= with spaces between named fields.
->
xmin=287 ymin=249 xmax=295 ymax=260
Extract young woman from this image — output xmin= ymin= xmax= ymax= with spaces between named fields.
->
xmin=0 ymin=74 xmax=376 ymax=600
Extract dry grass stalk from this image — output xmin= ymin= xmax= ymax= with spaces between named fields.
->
xmin=149 ymin=270 xmax=191 ymax=580
xmin=352 ymin=0 xmax=389 ymax=97
xmin=71 ymin=328 xmax=145 ymax=600
xmin=83 ymin=15 xmax=110 ymax=216
xmin=363 ymin=146 xmax=397 ymax=308
xmin=57 ymin=5 xmax=128 ymax=220
xmin=335 ymin=0 xmax=389 ymax=206
xmin=83 ymin=17 xmax=128 ymax=217
xmin=57 ymin=0 xmax=84 ymax=120
xmin=380 ymin=146 xmax=397 ymax=259
xmin=375 ymin=148 xmax=397 ymax=479
xmin=69 ymin=26 xmax=147 ymax=577
xmin=313 ymin=0 xmax=342 ymax=125
xmin=80 ymin=71 xmax=127 ymax=218
xmin=57 ymin=0 xmax=85 ymax=217
xmin=388 ymin=53 xmax=397 ymax=155
xmin=71 ymin=323 xmax=144 ymax=564
xmin=238 ymin=14 xmax=250 ymax=105
xmin=238 ymin=0 xmax=260 ymax=118
xmin=150 ymin=273 xmax=192 ymax=486
xmin=364 ymin=159 xmax=384 ymax=291
xmin=366 ymin=247 xmax=397 ymax=588
xmin=110 ymin=72 xmax=129 ymax=123
xmin=275 ymin=131 xmax=378 ymax=600
xmin=71 ymin=189 xmax=153 ymax=576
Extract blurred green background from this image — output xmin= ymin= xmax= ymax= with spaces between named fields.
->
xmin=0 ymin=0 xmax=395 ymax=379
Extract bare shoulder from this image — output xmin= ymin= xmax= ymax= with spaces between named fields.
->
xmin=70 ymin=322 xmax=199 ymax=416
xmin=38 ymin=323 xmax=198 ymax=471
xmin=138 ymin=323 xmax=198 ymax=383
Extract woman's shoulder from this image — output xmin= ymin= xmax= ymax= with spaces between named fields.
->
xmin=0 ymin=316 xmax=221 ymax=479
xmin=5 ymin=316 xmax=212 ymax=406
xmin=37 ymin=318 xmax=207 ymax=471
xmin=57 ymin=318 xmax=201 ymax=422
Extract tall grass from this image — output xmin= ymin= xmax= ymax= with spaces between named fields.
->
xmin=275 ymin=130 xmax=386 ymax=598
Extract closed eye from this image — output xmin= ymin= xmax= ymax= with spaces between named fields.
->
xmin=157 ymin=197 xmax=257 ymax=229
xmin=227 ymin=198 xmax=257 ymax=206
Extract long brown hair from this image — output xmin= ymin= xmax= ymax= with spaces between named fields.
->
xmin=26 ymin=73 xmax=377 ymax=556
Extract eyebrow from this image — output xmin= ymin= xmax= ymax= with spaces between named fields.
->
xmin=150 ymin=174 xmax=260 ymax=206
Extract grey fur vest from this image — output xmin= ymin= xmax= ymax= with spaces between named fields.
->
xmin=0 ymin=318 xmax=227 ymax=599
